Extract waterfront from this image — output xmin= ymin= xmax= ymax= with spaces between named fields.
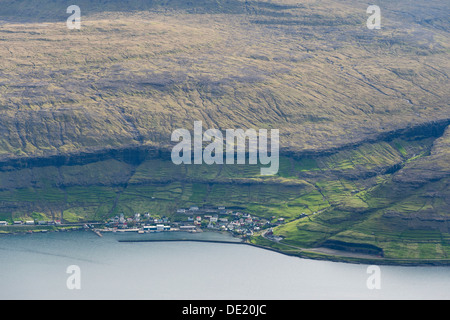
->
xmin=0 ymin=231 xmax=449 ymax=300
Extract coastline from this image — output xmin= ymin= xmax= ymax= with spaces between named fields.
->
xmin=3 ymin=228 xmax=450 ymax=300
xmin=2 ymin=225 xmax=450 ymax=267
xmin=117 ymin=235 xmax=450 ymax=267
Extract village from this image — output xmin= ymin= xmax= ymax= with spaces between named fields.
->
xmin=0 ymin=206 xmax=289 ymax=238
xmin=101 ymin=206 xmax=286 ymax=237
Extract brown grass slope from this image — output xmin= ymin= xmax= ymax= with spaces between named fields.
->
xmin=0 ymin=0 xmax=448 ymax=160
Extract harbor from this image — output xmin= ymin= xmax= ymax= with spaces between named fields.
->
xmin=0 ymin=205 xmax=286 ymax=240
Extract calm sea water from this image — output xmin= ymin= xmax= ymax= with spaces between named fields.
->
xmin=0 ymin=231 xmax=449 ymax=300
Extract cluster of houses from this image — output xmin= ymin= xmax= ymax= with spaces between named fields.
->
xmin=101 ymin=206 xmax=284 ymax=236
xmin=106 ymin=213 xmax=171 ymax=230
xmin=1 ymin=206 xmax=289 ymax=238
xmin=175 ymin=206 xmax=283 ymax=236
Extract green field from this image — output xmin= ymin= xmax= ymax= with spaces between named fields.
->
xmin=1 ymin=132 xmax=449 ymax=261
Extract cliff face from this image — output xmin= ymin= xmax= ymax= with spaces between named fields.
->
xmin=393 ymin=126 xmax=450 ymax=185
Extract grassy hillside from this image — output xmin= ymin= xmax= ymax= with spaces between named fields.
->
xmin=1 ymin=127 xmax=449 ymax=261
xmin=0 ymin=0 xmax=449 ymax=262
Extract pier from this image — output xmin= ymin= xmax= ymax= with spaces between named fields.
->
xmin=118 ymin=239 xmax=244 ymax=245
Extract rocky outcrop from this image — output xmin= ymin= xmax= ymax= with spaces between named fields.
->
xmin=393 ymin=125 xmax=450 ymax=185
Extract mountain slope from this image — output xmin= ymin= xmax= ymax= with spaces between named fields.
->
xmin=0 ymin=0 xmax=448 ymax=159
xmin=0 ymin=0 xmax=449 ymax=263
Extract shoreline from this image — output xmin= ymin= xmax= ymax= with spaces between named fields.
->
xmin=117 ymin=237 xmax=450 ymax=267
xmin=2 ymin=226 xmax=450 ymax=267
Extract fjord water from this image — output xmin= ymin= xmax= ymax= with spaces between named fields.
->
xmin=0 ymin=231 xmax=449 ymax=300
